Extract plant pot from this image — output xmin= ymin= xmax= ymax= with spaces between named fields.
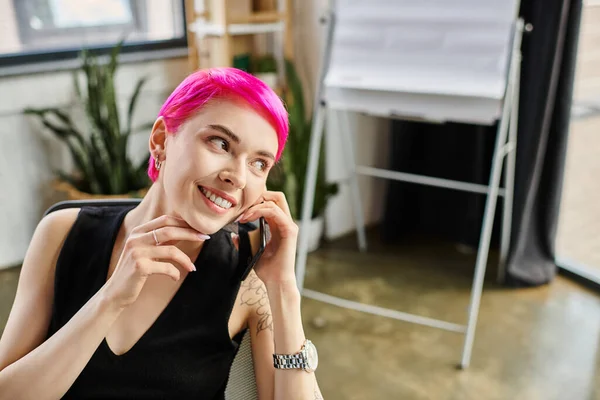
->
xmin=295 ymin=216 xmax=324 ymax=253
xmin=53 ymin=179 xmax=149 ymax=201
xmin=255 ymin=72 xmax=278 ymax=90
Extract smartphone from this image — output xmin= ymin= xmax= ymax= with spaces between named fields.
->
xmin=238 ymin=217 xmax=267 ymax=281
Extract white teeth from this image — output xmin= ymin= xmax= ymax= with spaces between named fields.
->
xmin=199 ymin=187 xmax=233 ymax=210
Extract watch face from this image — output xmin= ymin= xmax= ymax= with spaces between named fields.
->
xmin=305 ymin=341 xmax=319 ymax=371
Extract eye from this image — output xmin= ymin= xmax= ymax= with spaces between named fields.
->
xmin=252 ymin=159 xmax=269 ymax=171
xmin=209 ymin=136 xmax=229 ymax=151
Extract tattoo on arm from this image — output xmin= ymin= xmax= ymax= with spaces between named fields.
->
xmin=240 ymin=273 xmax=273 ymax=335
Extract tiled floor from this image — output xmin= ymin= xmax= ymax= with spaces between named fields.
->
xmin=2 ymin=232 xmax=600 ymax=399
xmin=302 ymin=233 xmax=600 ymax=400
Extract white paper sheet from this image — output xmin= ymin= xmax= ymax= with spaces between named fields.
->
xmin=325 ymin=0 xmax=521 ymax=124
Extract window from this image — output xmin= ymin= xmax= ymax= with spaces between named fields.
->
xmin=0 ymin=0 xmax=187 ymax=68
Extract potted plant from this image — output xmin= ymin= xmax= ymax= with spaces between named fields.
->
xmin=267 ymin=59 xmax=338 ymax=251
xmin=24 ymin=40 xmax=151 ymax=200
xmin=252 ymin=54 xmax=278 ymax=89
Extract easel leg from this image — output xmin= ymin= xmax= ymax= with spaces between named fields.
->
xmin=295 ymin=4 xmax=336 ymax=291
xmin=295 ymin=103 xmax=327 ymax=291
xmin=460 ymin=79 xmax=514 ymax=370
xmin=461 ymin=19 xmax=524 ymax=368
xmin=335 ymin=110 xmax=368 ymax=252
xmin=499 ymin=52 xmax=521 ymax=283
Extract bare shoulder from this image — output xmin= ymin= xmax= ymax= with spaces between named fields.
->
xmin=37 ymin=207 xmax=81 ymax=238
xmin=0 ymin=208 xmax=80 ymax=370
xmin=18 ymin=207 xmax=81 ymax=292
xmin=33 ymin=208 xmax=81 ymax=260
xmin=239 ymin=270 xmax=273 ymax=336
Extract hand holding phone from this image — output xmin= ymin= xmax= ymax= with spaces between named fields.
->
xmin=239 ymin=217 xmax=267 ymax=281
xmin=235 ymin=190 xmax=298 ymax=284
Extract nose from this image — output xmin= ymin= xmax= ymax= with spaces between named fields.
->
xmin=219 ymin=159 xmax=247 ymax=190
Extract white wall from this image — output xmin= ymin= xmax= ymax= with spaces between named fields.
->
xmin=573 ymin=4 xmax=600 ymax=103
xmin=293 ymin=1 xmax=390 ymax=240
xmin=0 ymin=0 xmax=20 ymax=54
xmin=0 ymin=58 xmax=190 ymax=269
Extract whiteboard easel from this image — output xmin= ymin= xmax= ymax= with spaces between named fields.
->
xmin=295 ymin=0 xmax=524 ymax=369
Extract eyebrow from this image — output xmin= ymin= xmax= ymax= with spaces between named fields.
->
xmin=207 ymin=123 xmax=275 ymax=161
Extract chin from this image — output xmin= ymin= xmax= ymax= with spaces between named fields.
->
xmin=185 ymin=216 xmax=223 ymax=235
xmin=182 ymin=209 xmax=233 ymax=235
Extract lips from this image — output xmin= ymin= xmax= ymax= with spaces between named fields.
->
xmin=198 ymin=186 xmax=235 ymax=210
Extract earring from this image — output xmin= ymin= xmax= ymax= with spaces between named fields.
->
xmin=155 ymin=156 xmax=162 ymax=170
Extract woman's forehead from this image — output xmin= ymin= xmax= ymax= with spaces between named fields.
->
xmin=183 ymin=101 xmax=279 ymax=151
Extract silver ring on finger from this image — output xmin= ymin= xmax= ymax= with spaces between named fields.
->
xmin=152 ymin=229 xmax=160 ymax=246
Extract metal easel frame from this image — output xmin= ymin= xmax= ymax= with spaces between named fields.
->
xmin=294 ymin=3 xmax=525 ymax=369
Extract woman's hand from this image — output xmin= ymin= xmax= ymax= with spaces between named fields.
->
xmin=238 ymin=191 xmax=298 ymax=285
xmin=101 ymin=215 xmax=209 ymax=308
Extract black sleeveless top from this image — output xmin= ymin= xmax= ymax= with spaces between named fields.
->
xmin=46 ymin=206 xmax=252 ymax=399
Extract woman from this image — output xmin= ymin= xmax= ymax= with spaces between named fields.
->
xmin=0 ymin=68 xmax=323 ymax=399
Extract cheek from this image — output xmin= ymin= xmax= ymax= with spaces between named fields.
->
xmin=243 ymin=179 xmax=267 ymax=206
xmin=174 ymin=147 xmax=218 ymax=178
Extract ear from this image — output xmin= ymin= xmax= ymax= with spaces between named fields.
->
xmin=149 ymin=116 xmax=168 ymax=157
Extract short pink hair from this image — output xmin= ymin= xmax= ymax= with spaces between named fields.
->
xmin=148 ymin=67 xmax=289 ymax=182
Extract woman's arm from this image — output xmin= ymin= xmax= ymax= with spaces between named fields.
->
xmin=242 ymin=271 xmax=323 ymax=400
xmin=266 ymin=280 xmax=323 ymax=400
xmin=239 ymin=191 xmax=325 ymax=400
xmin=0 ymin=209 xmax=126 ymax=400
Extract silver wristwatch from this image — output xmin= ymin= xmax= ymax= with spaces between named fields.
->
xmin=273 ymin=339 xmax=319 ymax=372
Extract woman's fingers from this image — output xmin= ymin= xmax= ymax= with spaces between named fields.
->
xmin=136 ymin=226 xmax=210 ymax=246
xmin=134 ymin=215 xmax=193 ymax=234
xmin=242 ymin=201 xmax=282 ymax=221
xmin=146 ymin=245 xmax=197 ymax=272
xmin=139 ymin=259 xmax=182 ymax=281
xmin=259 ymin=191 xmax=292 ymax=218
xmin=241 ymin=191 xmax=293 ymax=222
xmin=240 ymin=201 xmax=298 ymax=238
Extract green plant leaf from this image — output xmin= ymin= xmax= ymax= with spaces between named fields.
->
xmin=83 ymin=53 xmax=103 ymax=133
xmin=65 ymin=137 xmax=97 ymax=192
xmin=125 ymin=76 xmax=148 ymax=136
xmin=73 ymin=70 xmax=82 ymax=99
xmin=26 ymin=107 xmax=88 ymax=149
xmin=284 ymin=59 xmax=305 ymax=140
xmin=102 ymin=68 xmax=121 ymax=159
xmin=88 ymin=130 xmax=114 ymax=192
xmin=108 ymin=37 xmax=126 ymax=75
xmin=252 ymin=54 xmax=278 ymax=73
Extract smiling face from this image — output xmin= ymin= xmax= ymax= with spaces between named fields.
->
xmin=150 ymin=98 xmax=279 ymax=234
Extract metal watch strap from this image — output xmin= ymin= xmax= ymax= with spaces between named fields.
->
xmin=273 ymin=353 xmax=307 ymax=370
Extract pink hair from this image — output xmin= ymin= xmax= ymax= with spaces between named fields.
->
xmin=148 ymin=67 xmax=289 ymax=182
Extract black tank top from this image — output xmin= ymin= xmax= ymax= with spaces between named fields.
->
xmin=46 ymin=205 xmax=250 ymax=399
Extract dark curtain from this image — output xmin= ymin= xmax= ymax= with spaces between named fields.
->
xmin=380 ymin=0 xmax=582 ymax=286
